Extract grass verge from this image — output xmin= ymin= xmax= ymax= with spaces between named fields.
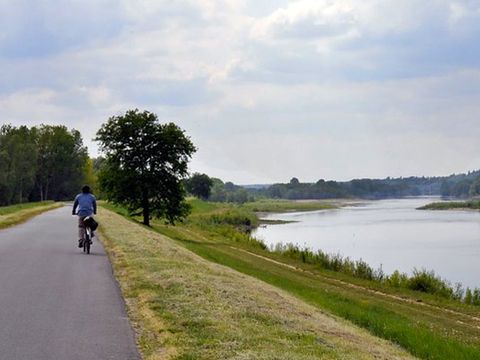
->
xmin=0 ymin=201 xmax=62 ymax=229
xmin=97 ymin=206 xmax=414 ymax=360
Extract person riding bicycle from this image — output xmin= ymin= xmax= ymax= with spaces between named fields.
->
xmin=72 ymin=185 xmax=97 ymax=248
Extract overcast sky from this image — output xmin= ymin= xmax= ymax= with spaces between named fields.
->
xmin=1 ymin=1 xmax=480 ymax=184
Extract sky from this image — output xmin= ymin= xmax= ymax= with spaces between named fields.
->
xmin=1 ymin=0 xmax=480 ymax=184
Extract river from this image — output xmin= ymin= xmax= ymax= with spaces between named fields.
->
xmin=253 ymin=198 xmax=480 ymax=289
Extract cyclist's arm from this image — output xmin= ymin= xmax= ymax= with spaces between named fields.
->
xmin=72 ymin=198 xmax=79 ymax=215
xmin=93 ymin=198 xmax=97 ymax=215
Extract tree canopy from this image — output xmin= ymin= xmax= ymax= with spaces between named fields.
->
xmin=0 ymin=124 xmax=88 ymax=206
xmin=95 ymin=109 xmax=196 ymax=225
xmin=185 ymin=173 xmax=213 ymax=200
xmin=35 ymin=125 xmax=89 ymax=201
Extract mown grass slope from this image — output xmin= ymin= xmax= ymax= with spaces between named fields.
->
xmin=98 ymin=206 xmax=414 ymax=360
xmin=140 ymin=200 xmax=480 ymax=360
xmin=0 ymin=201 xmax=62 ymax=229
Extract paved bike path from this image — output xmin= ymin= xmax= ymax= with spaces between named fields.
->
xmin=0 ymin=206 xmax=140 ymax=360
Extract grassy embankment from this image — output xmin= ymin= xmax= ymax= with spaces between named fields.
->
xmin=419 ymin=200 xmax=480 ymax=211
xmin=0 ymin=201 xmax=62 ymax=229
xmin=242 ymin=199 xmax=339 ymax=224
xmin=97 ymin=204 xmax=413 ymax=360
xmin=241 ymin=199 xmax=338 ymax=213
xmin=101 ymin=199 xmax=480 ymax=360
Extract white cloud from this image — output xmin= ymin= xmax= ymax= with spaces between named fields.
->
xmin=1 ymin=1 xmax=480 ymax=182
xmin=251 ymin=0 xmax=360 ymax=41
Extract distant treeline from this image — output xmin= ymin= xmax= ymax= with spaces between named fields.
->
xmin=252 ymin=172 xmax=480 ymax=200
xmin=0 ymin=124 xmax=92 ymax=206
xmin=253 ymin=172 xmax=480 ymax=200
xmin=189 ymin=170 xmax=480 ymax=203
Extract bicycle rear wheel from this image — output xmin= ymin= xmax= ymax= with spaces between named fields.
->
xmin=83 ymin=233 xmax=90 ymax=254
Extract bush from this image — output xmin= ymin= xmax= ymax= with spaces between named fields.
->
xmin=407 ymin=269 xmax=453 ymax=298
xmin=354 ymin=259 xmax=374 ymax=280
xmin=473 ymin=289 xmax=480 ymax=305
xmin=191 ymin=208 xmax=258 ymax=228
xmin=465 ymin=288 xmax=473 ymax=304
xmin=386 ymin=270 xmax=409 ymax=288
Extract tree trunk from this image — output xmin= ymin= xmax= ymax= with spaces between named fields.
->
xmin=142 ymin=188 xmax=150 ymax=226
xmin=44 ymin=181 xmax=49 ymax=201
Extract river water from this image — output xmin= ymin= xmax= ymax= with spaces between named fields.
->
xmin=253 ymin=198 xmax=480 ymax=289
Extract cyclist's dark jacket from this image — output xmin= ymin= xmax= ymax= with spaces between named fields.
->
xmin=72 ymin=193 xmax=97 ymax=217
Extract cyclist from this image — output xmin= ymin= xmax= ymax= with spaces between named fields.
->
xmin=72 ymin=185 xmax=97 ymax=248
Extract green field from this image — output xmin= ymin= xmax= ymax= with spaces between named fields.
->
xmin=0 ymin=201 xmax=62 ymax=229
xmin=100 ymin=199 xmax=480 ymax=359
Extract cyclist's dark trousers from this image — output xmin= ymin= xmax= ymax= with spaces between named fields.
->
xmin=78 ymin=216 xmax=87 ymax=242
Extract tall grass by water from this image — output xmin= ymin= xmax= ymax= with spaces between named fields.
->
xmin=271 ymin=242 xmax=480 ymax=304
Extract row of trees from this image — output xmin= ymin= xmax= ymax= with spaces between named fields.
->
xmin=0 ymin=124 xmax=89 ymax=206
xmin=253 ymin=173 xmax=480 ymax=200
xmin=439 ymin=172 xmax=480 ymax=198
xmin=0 ymin=111 xmax=199 ymax=227
xmin=260 ymin=177 xmax=438 ymax=200
xmin=184 ymin=171 xmax=480 ymax=204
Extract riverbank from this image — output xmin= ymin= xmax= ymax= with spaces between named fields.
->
xmin=242 ymin=199 xmax=341 ymax=213
xmin=418 ymin=200 xmax=480 ymax=211
xmin=101 ymin=199 xmax=480 ymax=359
xmin=257 ymin=197 xmax=480 ymax=292
xmin=244 ymin=198 xmax=356 ymax=225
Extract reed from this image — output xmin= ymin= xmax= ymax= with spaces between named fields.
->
xmin=270 ymin=242 xmax=480 ymax=303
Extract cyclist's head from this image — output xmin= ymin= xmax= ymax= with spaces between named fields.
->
xmin=82 ymin=185 xmax=91 ymax=194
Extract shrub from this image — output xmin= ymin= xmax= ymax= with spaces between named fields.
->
xmin=191 ymin=208 xmax=258 ymax=228
xmin=354 ymin=259 xmax=374 ymax=280
xmin=386 ymin=270 xmax=409 ymax=288
xmin=473 ymin=289 xmax=480 ymax=306
xmin=407 ymin=269 xmax=453 ymax=298
xmin=465 ymin=288 xmax=473 ymax=304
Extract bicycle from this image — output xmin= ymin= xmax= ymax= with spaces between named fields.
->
xmin=83 ymin=224 xmax=92 ymax=254
xmin=81 ymin=216 xmax=97 ymax=255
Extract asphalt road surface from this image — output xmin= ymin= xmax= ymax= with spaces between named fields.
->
xmin=0 ymin=206 xmax=140 ymax=360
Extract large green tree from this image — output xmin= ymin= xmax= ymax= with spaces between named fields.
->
xmin=0 ymin=125 xmax=37 ymax=204
xmin=35 ymin=125 xmax=88 ymax=201
xmin=185 ymin=173 xmax=213 ymax=200
xmin=96 ymin=109 xmax=196 ymax=226
xmin=0 ymin=124 xmax=88 ymax=205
